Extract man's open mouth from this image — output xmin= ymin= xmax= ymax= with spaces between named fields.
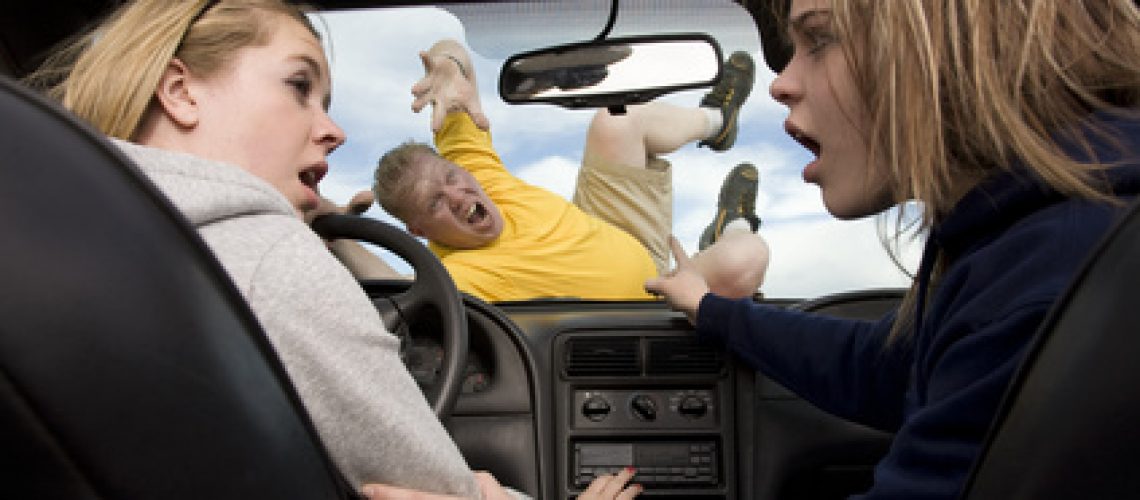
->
xmin=465 ymin=201 xmax=488 ymax=224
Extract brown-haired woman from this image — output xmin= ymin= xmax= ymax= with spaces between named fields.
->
xmin=647 ymin=0 xmax=1140 ymax=498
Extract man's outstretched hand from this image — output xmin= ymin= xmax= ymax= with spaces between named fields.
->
xmin=303 ymin=190 xmax=374 ymax=225
xmin=411 ymin=39 xmax=490 ymax=132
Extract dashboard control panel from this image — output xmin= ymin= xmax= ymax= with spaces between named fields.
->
xmin=557 ymin=331 xmax=737 ymax=498
xmin=573 ymin=388 xmax=717 ymax=429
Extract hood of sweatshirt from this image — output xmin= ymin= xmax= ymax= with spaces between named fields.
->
xmin=111 ymin=139 xmax=298 ymax=228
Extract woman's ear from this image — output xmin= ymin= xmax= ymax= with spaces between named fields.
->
xmin=153 ymin=58 xmax=199 ymax=128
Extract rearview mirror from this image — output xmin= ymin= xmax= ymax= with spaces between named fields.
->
xmin=499 ymin=34 xmax=723 ymax=109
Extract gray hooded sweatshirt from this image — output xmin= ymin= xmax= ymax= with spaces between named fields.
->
xmin=114 ymin=140 xmax=485 ymax=498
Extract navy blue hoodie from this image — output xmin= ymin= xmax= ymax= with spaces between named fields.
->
xmin=696 ymin=112 xmax=1140 ymax=499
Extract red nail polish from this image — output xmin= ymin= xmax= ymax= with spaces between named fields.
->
xmin=625 ymin=466 xmax=636 ymax=474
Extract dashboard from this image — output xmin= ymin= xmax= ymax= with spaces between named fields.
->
xmin=405 ymin=329 xmax=492 ymax=395
xmin=362 ymin=278 xmax=901 ymax=500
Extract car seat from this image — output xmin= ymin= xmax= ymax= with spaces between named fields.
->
xmin=960 ymin=196 xmax=1140 ymax=499
xmin=0 ymin=77 xmax=358 ymax=498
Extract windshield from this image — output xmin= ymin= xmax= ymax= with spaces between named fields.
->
xmin=313 ymin=1 xmax=921 ymax=300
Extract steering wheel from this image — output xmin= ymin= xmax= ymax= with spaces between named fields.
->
xmin=310 ymin=214 xmax=468 ymax=419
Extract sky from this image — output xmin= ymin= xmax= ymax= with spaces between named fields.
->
xmin=311 ymin=2 xmax=923 ymax=300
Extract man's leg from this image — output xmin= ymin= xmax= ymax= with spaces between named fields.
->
xmin=580 ymin=50 xmax=757 ymax=167
xmin=699 ymin=162 xmax=761 ymax=250
xmin=573 ymin=51 xmax=758 ymax=273
xmin=698 ymin=51 xmax=756 ymax=151
xmin=574 ymin=103 xmax=709 ymax=274
xmin=691 ymin=220 xmax=769 ymax=299
xmin=689 ymin=162 xmax=766 ymax=298
xmin=581 ymin=102 xmax=712 ymax=170
xmin=572 ymin=144 xmax=674 ymax=274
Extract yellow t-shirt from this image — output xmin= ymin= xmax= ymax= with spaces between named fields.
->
xmin=429 ymin=113 xmax=657 ymax=302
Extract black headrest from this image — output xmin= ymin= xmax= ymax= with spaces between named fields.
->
xmin=743 ymin=0 xmax=790 ymax=73
xmin=961 ymin=197 xmax=1140 ymax=499
xmin=0 ymin=77 xmax=355 ymax=498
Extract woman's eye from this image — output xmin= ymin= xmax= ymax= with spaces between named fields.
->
xmin=288 ymin=77 xmax=312 ymax=100
xmin=804 ymin=28 xmax=836 ymax=54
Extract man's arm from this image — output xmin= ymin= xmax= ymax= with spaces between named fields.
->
xmin=327 ymin=239 xmax=406 ymax=280
xmin=414 ymin=39 xmax=518 ymax=188
xmin=411 ymin=39 xmax=489 ymax=132
xmin=305 ymin=192 xmax=408 ymax=281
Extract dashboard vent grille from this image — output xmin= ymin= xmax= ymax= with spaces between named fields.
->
xmin=646 ymin=337 xmax=723 ymax=375
xmin=565 ymin=337 xmax=641 ymax=376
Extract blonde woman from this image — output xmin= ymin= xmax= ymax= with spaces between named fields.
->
xmin=647 ymin=0 xmax=1140 ymax=498
xmin=29 ymin=1 xmax=636 ymax=498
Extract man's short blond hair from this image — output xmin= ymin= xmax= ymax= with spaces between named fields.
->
xmin=374 ymin=140 xmax=440 ymax=222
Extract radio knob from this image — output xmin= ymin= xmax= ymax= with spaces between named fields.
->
xmin=582 ymin=395 xmax=611 ymax=421
xmin=630 ymin=394 xmax=658 ymax=421
xmin=678 ymin=395 xmax=708 ymax=419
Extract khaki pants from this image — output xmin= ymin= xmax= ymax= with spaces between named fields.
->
xmin=572 ymin=153 xmax=672 ymax=275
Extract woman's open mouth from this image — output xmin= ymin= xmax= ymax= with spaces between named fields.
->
xmin=299 ymin=163 xmax=328 ymax=190
xmin=787 ymin=124 xmax=820 ymax=157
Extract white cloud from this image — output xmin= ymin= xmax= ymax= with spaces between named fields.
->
xmin=515 ymin=156 xmax=581 ymax=200
xmin=760 ymin=217 xmax=919 ymax=298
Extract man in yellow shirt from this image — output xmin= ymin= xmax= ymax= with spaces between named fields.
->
xmin=370 ymin=39 xmax=767 ymax=302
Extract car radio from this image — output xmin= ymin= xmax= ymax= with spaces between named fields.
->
xmin=572 ymin=440 xmax=719 ymax=488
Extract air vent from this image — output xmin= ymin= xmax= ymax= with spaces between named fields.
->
xmin=564 ymin=337 xmax=641 ymax=376
xmin=646 ymin=337 xmax=723 ymax=375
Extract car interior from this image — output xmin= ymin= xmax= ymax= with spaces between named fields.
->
xmin=2 ymin=2 xmax=1138 ymax=500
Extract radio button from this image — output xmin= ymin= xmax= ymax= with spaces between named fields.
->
xmin=679 ymin=395 xmax=709 ymax=419
xmin=582 ymin=395 xmax=612 ymax=421
xmin=630 ymin=394 xmax=658 ymax=421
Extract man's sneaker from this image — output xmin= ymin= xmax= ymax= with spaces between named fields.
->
xmin=699 ymin=162 xmax=761 ymax=250
xmin=698 ymin=51 xmax=756 ymax=152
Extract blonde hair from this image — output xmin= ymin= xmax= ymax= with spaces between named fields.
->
xmin=26 ymin=0 xmax=316 ymax=141
xmin=374 ymin=140 xmax=439 ymax=222
xmin=779 ymin=0 xmax=1140 ymax=340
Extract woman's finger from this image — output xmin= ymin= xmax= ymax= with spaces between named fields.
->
xmin=599 ymin=467 xmax=636 ymax=498
xmin=581 ymin=472 xmax=613 ymax=496
xmin=616 ymin=483 xmax=644 ymax=500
